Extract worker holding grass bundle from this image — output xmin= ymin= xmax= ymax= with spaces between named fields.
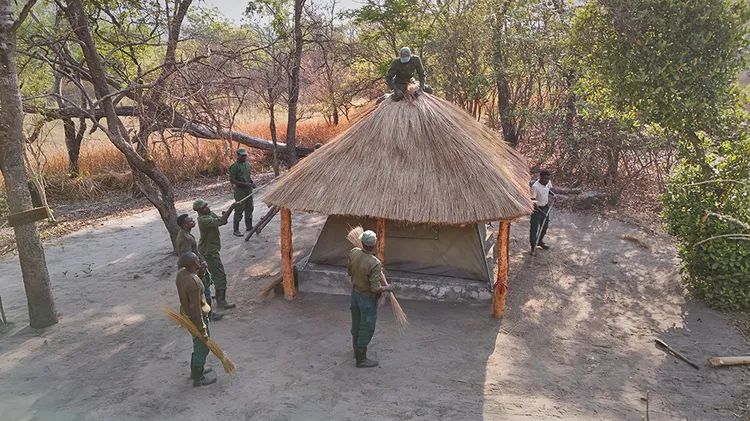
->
xmin=176 ymin=252 xmax=217 ymax=387
xmin=385 ymin=47 xmax=433 ymax=101
xmin=348 ymin=230 xmax=392 ymax=368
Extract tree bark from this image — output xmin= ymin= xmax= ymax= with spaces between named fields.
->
xmin=493 ymin=221 xmax=510 ymax=318
xmin=268 ymin=97 xmax=280 ymax=177
xmin=280 ymin=208 xmax=296 ymax=300
xmin=285 ymin=0 xmax=306 ymax=167
xmin=62 ymin=0 xmax=180 ymax=249
xmin=0 ymin=0 xmax=58 ymax=328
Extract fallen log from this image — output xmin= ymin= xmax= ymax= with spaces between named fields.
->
xmin=245 ymin=206 xmax=280 ymax=241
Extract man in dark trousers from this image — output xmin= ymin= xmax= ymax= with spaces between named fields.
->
xmin=175 ymin=252 xmax=217 ymax=387
xmin=176 ymin=213 xmax=224 ymax=321
xmin=385 ymin=47 xmax=433 ymax=101
xmin=229 ymin=148 xmax=255 ymax=237
xmin=348 ymin=230 xmax=392 ymax=368
xmin=530 ymin=169 xmax=554 ymax=255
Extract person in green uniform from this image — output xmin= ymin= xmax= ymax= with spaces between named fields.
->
xmin=348 ymin=230 xmax=392 ymax=368
xmin=194 ymin=199 xmax=238 ymax=309
xmin=176 ymin=214 xmax=224 ymax=321
xmin=385 ymin=47 xmax=433 ymax=101
xmin=228 ymin=148 xmax=256 ymax=237
xmin=175 ymin=252 xmax=216 ymax=387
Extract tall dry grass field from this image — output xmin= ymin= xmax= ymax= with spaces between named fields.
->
xmin=3 ymin=115 xmax=347 ymax=201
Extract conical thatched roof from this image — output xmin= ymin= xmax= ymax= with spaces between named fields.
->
xmin=263 ymin=92 xmax=532 ymax=225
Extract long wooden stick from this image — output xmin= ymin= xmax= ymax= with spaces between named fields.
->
xmin=655 ymin=339 xmax=700 ymax=370
xmin=708 ymin=356 xmax=750 ymax=367
xmin=245 ymin=206 xmax=280 ymax=241
xmin=0 ymin=295 xmax=7 ymax=324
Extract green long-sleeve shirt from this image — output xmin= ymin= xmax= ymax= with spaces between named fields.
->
xmin=386 ymin=56 xmax=426 ymax=90
xmin=197 ymin=212 xmax=228 ymax=255
xmin=229 ymin=160 xmax=253 ymax=197
xmin=348 ymin=248 xmax=384 ymax=296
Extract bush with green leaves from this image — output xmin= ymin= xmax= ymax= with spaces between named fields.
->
xmin=662 ymin=136 xmax=750 ymax=310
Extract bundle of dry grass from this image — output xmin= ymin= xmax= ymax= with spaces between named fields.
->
xmin=346 ymin=226 xmax=409 ymax=326
xmin=163 ymin=306 xmax=236 ymax=374
xmin=264 ymin=86 xmax=531 ymax=224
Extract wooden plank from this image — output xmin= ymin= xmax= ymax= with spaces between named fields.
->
xmin=493 ymin=220 xmax=510 ymax=318
xmin=708 ymin=356 xmax=750 ymax=367
xmin=376 ymin=218 xmax=386 ymax=264
xmin=280 ymin=208 xmax=296 ymax=300
xmin=7 ymin=207 xmax=49 ymax=228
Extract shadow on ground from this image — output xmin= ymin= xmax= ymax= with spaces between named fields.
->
xmin=0 ymin=200 xmax=746 ymax=420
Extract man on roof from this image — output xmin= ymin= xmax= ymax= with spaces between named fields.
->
xmin=348 ymin=230 xmax=393 ymax=368
xmin=229 ymin=148 xmax=256 ymax=237
xmin=386 ymin=47 xmax=433 ymax=101
xmin=194 ymin=199 xmax=239 ymax=310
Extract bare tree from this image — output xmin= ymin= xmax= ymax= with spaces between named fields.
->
xmin=0 ymin=0 xmax=58 ymax=328
xmin=285 ymin=0 xmax=306 ymax=166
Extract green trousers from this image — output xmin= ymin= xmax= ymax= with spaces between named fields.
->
xmin=199 ymin=269 xmax=213 ymax=305
xmin=233 ymin=190 xmax=253 ymax=230
xmin=203 ymin=251 xmax=227 ymax=291
xmin=530 ymin=205 xmax=550 ymax=248
xmin=351 ymin=290 xmax=378 ymax=348
xmin=191 ymin=316 xmax=210 ymax=366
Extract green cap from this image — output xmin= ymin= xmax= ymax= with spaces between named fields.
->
xmin=359 ymin=230 xmax=377 ymax=247
xmin=314 ymin=143 xmax=323 ymax=149
xmin=192 ymin=199 xmax=208 ymax=211
xmin=237 ymin=148 xmax=248 ymax=156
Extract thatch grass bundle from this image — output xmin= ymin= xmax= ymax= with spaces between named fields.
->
xmin=346 ymin=226 xmax=409 ymax=326
xmin=263 ymin=85 xmax=531 ymax=225
xmin=163 ymin=306 xmax=236 ymax=374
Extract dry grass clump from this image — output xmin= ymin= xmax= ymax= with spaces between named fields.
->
xmin=163 ymin=306 xmax=236 ymax=374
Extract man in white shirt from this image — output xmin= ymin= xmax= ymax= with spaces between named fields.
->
xmin=530 ymin=169 xmax=554 ymax=254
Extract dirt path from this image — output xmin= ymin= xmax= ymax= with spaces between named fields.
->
xmin=0 ymin=191 xmax=747 ymax=420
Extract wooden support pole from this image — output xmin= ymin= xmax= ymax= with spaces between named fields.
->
xmin=376 ymin=218 xmax=386 ymax=264
xmin=493 ymin=220 xmax=511 ymax=318
xmin=280 ymin=208 xmax=296 ymax=300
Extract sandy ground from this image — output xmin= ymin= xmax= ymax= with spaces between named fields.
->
xmin=0 ymin=189 xmax=748 ymax=421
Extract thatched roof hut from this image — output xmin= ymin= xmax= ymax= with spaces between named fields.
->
xmin=264 ymin=95 xmax=530 ymax=224
xmin=264 ymin=90 xmax=531 ymax=317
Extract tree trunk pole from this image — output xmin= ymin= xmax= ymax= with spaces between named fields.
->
xmin=376 ymin=218 xmax=386 ymax=264
xmin=280 ymin=208 xmax=296 ymax=300
xmin=0 ymin=0 xmax=58 ymax=328
xmin=493 ymin=220 xmax=510 ymax=318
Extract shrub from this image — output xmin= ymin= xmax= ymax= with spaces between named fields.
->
xmin=661 ymin=135 xmax=750 ymax=310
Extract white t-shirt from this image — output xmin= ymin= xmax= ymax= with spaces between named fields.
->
xmin=531 ymin=180 xmax=552 ymax=207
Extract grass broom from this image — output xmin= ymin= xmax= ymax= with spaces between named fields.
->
xmin=163 ymin=306 xmax=236 ymax=374
xmin=346 ymin=226 xmax=409 ymax=326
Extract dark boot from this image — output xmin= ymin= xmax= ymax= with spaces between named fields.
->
xmin=233 ymin=219 xmax=243 ymax=237
xmin=352 ymin=336 xmax=357 ymax=358
xmin=245 ymin=215 xmax=253 ymax=232
xmin=192 ymin=366 xmax=217 ymax=387
xmin=189 ymin=363 xmax=212 ymax=379
xmin=216 ymin=289 xmax=236 ymax=309
xmin=210 ymin=311 xmax=224 ymax=321
xmin=355 ymin=347 xmax=378 ymax=368
xmin=538 ymin=242 xmax=550 ymax=250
